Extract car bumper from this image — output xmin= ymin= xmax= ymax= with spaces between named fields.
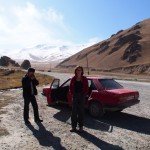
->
xmin=104 ymin=100 xmax=140 ymax=111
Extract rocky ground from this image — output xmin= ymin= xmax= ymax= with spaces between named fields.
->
xmin=0 ymin=83 xmax=150 ymax=150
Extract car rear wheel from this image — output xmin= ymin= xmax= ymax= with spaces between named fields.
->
xmin=89 ymin=101 xmax=104 ymax=117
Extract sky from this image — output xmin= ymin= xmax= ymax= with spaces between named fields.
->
xmin=0 ymin=0 xmax=150 ymax=52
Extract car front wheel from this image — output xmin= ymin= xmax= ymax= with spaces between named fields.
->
xmin=89 ymin=101 xmax=104 ymax=117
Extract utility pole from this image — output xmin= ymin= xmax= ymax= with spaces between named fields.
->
xmin=49 ymin=63 xmax=51 ymax=72
xmin=86 ymin=53 xmax=89 ymax=75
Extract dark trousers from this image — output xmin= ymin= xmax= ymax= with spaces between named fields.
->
xmin=23 ymin=95 xmax=40 ymax=121
xmin=71 ymin=93 xmax=85 ymax=128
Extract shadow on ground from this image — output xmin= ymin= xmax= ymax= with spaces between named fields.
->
xmin=26 ymin=122 xmax=66 ymax=150
xmin=100 ymin=112 xmax=150 ymax=135
xmin=52 ymin=104 xmax=123 ymax=150
xmin=76 ymin=130 xmax=123 ymax=150
xmin=52 ymin=104 xmax=150 ymax=135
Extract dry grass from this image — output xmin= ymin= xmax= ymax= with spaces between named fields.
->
xmin=0 ymin=69 xmax=53 ymax=90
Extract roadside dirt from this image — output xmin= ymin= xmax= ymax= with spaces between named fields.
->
xmin=0 ymin=86 xmax=150 ymax=150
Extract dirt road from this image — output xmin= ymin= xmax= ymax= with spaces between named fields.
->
xmin=0 ymin=74 xmax=150 ymax=150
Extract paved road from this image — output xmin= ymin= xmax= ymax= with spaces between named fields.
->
xmin=37 ymin=71 xmax=73 ymax=84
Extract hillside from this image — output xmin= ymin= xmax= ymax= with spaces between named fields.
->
xmin=0 ymin=56 xmax=20 ymax=67
xmin=57 ymin=18 xmax=150 ymax=75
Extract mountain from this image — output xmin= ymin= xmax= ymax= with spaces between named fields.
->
xmin=57 ymin=18 xmax=150 ymax=75
xmin=0 ymin=56 xmax=20 ymax=67
xmin=0 ymin=44 xmax=93 ymax=63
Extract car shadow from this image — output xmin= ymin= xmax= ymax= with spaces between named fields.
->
xmin=52 ymin=104 xmax=150 ymax=135
xmin=99 ymin=112 xmax=150 ymax=135
xmin=26 ymin=122 xmax=67 ymax=150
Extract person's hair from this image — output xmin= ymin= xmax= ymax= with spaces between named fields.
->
xmin=74 ymin=66 xmax=84 ymax=76
xmin=28 ymin=67 xmax=35 ymax=73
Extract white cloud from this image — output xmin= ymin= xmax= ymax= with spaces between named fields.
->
xmin=0 ymin=2 xmax=100 ymax=54
xmin=47 ymin=8 xmax=64 ymax=23
xmin=0 ymin=2 xmax=70 ymax=51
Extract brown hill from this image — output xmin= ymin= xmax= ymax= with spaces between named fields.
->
xmin=57 ymin=18 xmax=150 ymax=75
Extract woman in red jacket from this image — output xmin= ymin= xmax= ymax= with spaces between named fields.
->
xmin=69 ymin=66 xmax=88 ymax=132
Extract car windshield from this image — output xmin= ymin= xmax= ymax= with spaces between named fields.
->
xmin=98 ymin=79 xmax=123 ymax=90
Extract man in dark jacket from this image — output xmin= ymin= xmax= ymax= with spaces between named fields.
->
xmin=22 ymin=68 xmax=43 ymax=124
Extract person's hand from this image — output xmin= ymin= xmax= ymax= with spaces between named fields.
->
xmin=31 ymin=74 xmax=35 ymax=79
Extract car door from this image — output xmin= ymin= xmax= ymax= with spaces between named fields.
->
xmin=56 ymin=79 xmax=71 ymax=103
xmin=47 ymin=79 xmax=60 ymax=105
xmin=63 ymin=79 xmax=72 ymax=107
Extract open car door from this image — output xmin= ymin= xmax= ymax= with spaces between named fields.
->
xmin=46 ymin=79 xmax=60 ymax=105
xmin=54 ymin=78 xmax=72 ymax=106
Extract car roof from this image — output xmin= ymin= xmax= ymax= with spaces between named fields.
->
xmin=68 ymin=76 xmax=113 ymax=80
xmin=86 ymin=76 xmax=113 ymax=80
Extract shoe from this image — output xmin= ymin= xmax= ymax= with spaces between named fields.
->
xmin=70 ymin=128 xmax=77 ymax=132
xmin=35 ymin=119 xmax=43 ymax=123
xmin=78 ymin=127 xmax=83 ymax=133
xmin=25 ymin=120 xmax=31 ymax=125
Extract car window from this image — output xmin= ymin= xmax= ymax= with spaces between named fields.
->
xmin=88 ymin=80 xmax=97 ymax=90
xmin=98 ymin=79 xmax=123 ymax=90
xmin=51 ymin=79 xmax=59 ymax=89
xmin=61 ymin=79 xmax=71 ymax=87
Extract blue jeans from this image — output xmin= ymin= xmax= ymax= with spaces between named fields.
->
xmin=71 ymin=93 xmax=85 ymax=128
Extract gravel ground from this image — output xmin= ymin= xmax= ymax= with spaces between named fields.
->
xmin=0 ymin=80 xmax=150 ymax=150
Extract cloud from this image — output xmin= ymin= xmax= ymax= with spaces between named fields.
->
xmin=0 ymin=2 xmax=100 ymax=54
xmin=0 ymin=2 xmax=70 ymax=50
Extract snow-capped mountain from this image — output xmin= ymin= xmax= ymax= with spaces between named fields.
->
xmin=0 ymin=44 xmax=90 ymax=63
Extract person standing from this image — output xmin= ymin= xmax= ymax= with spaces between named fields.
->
xmin=22 ymin=68 xmax=43 ymax=124
xmin=69 ymin=66 xmax=88 ymax=132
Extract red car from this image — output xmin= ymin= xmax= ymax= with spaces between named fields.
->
xmin=42 ymin=77 xmax=140 ymax=117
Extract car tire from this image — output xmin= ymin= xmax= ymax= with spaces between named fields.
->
xmin=89 ymin=101 xmax=104 ymax=118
